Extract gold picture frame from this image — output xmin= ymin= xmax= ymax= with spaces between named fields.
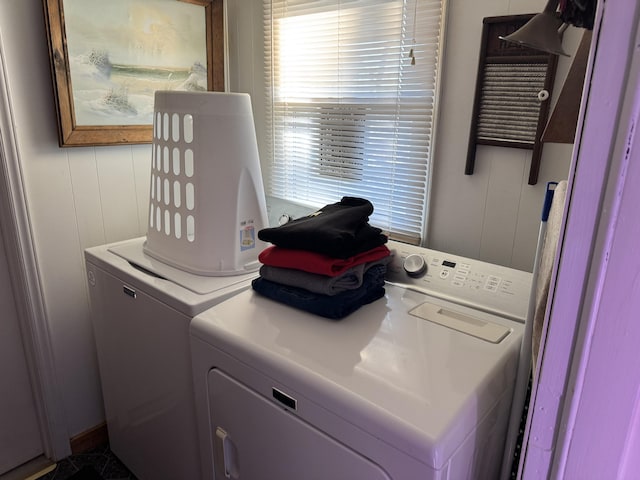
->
xmin=43 ymin=0 xmax=224 ymax=147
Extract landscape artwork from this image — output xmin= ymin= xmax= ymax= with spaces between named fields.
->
xmin=62 ymin=0 xmax=208 ymax=126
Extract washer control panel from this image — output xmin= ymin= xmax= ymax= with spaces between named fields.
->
xmin=386 ymin=240 xmax=532 ymax=322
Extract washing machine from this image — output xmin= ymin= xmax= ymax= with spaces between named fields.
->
xmin=189 ymin=240 xmax=532 ymax=479
xmin=84 ymin=196 xmax=313 ymax=480
xmin=85 ymin=237 xmax=262 ymax=480
xmin=84 ymin=91 xmax=290 ymax=479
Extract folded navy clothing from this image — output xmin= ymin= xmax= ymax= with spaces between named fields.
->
xmin=259 ymin=255 xmax=391 ymax=296
xmin=257 ymin=197 xmax=387 ymax=259
xmin=251 ymin=264 xmax=387 ymax=319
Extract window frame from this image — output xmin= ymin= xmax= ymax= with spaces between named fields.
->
xmin=263 ymin=0 xmax=448 ymax=244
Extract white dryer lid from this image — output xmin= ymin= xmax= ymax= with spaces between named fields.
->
xmin=190 ymin=284 xmax=524 ymax=470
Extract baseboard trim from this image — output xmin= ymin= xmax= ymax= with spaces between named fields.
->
xmin=0 ymin=456 xmax=54 ymax=480
xmin=70 ymin=423 xmax=109 ymax=454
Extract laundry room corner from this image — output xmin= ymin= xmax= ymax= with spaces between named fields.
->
xmin=0 ymin=0 xmax=154 ymax=452
xmin=0 ymin=0 xmax=599 ymax=477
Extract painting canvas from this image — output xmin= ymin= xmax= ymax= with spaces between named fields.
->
xmin=44 ymin=0 xmax=224 ymax=146
xmin=63 ymin=0 xmax=207 ymax=126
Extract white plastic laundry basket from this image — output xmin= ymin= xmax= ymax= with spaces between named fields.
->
xmin=143 ymin=91 xmax=269 ymax=276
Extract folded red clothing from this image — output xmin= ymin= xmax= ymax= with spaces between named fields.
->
xmin=258 ymin=244 xmax=391 ymax=277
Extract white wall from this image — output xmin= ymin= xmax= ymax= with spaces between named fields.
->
xmin=226 ymin=0 xmax=267 ymax=160
xmin=428 ymin=1 xmax=580 ymax=271
xmin=0 ymin=0 xmax=585 ymax=440
xmin=0 ymin=221 xmax=42 ymax=471
xmin=0 ymin=0 xmax=150 ymax=436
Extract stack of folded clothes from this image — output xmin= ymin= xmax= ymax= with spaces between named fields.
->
xmin=252 ymin=197 xmax=391 ymax=320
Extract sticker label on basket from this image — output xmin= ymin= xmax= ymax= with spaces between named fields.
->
xmin=240 ymin=221 xmax=256 ymax=251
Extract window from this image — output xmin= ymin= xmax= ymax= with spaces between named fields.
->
xmin=264 ymin=0 xmax=445 ymax=243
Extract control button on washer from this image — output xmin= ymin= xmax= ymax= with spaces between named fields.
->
xmin=403 ymin=254 xmax=427 ymax=278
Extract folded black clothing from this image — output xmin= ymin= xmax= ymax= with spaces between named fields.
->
xmin=251 ymin=264 xmax=387 ymax=319
xmin=257 ymin=197 xmax=387 ymax=259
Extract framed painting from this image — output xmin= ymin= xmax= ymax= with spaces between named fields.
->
xmin=43 ymin=0 xmax=224 ymax=147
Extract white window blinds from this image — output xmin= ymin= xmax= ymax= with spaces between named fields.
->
xmin=264 ymin=0 xmax=445 ymax=243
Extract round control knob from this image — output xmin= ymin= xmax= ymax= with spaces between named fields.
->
xmin=278 ymin=214 xmax=292 ymax=226
xmin=403 ymin=254 xmax=427 ymax=278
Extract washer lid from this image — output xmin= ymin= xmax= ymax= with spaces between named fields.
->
xmin=85 ymin=237 xmax=256 ymax=316
xmin=191 ymin=285 xmax=524 ymax=469
xmin=107 ymin=237 xmax=255 ymax=295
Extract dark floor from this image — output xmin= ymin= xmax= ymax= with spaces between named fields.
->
xmin=37 ymin=444 xmax=136 ymax=480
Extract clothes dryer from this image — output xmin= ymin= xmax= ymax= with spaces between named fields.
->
xmin=85 ymin=237 xmax=259 ymax=480
xmin=190 ymin=240 xmax=532 ymax=479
